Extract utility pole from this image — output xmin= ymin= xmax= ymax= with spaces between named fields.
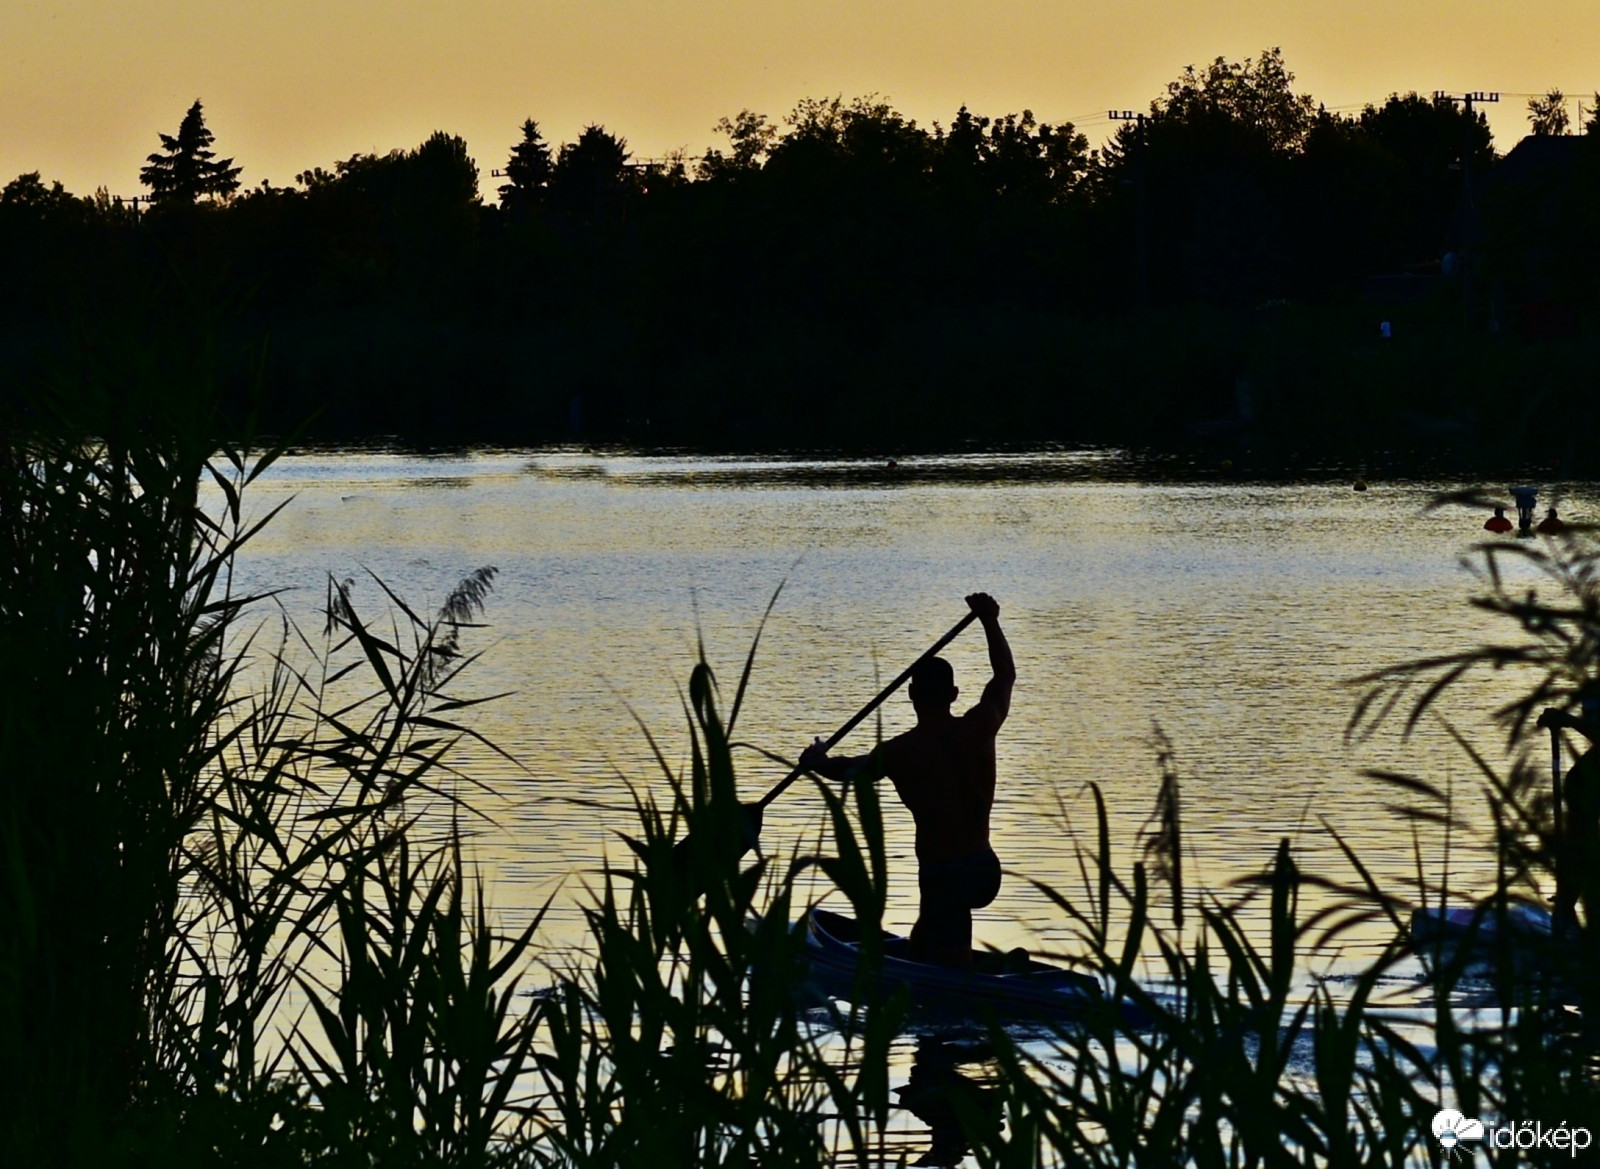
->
xmin=1434 ymin=91 xmax=1499 ymax=328
xmin=1109 ymin=111 xmax=1149 ymax=315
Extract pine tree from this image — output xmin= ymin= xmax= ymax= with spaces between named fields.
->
xmin=499 ymin=119 xmax=552 ymax=214
xmin=139 ymin=100 xmax=242 ymax=205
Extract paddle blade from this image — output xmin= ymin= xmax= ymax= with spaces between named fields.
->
xmin=672 ymin=802 xmax=764 ymax=885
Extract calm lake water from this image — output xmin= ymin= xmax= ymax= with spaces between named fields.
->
xmin=231 ymin=448 xmax=1592 ymax=967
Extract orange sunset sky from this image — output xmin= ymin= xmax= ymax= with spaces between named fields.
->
xmin=3 ymin=1 xmax=1596 ymax=198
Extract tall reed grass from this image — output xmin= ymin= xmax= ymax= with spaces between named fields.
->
xmin=0 ymin=365 xmax=543 ymax=1165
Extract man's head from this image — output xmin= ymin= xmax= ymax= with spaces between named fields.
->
xmin=909 ymin=656 xmax=958 ymax=715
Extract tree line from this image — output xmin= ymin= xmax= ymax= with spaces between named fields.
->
xmin=3 ymin=51 xmax=1599 ymax=464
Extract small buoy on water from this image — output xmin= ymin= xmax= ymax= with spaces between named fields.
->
xmin=1353 ymin=478 xmax=1368 ymax=492
xmin=1220 ymin=459 xmax=1234 ymax=474
xmin=886 ymin=458 xmax=899 ymax=470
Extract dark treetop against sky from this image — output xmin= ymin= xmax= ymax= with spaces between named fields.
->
xmin=4 ymin=0 xmax=1594 ymax=195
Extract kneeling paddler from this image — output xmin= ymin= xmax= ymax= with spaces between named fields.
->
xmin=801 ymin=592 xmax=1014 ymax=969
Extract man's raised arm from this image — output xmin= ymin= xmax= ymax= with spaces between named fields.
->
xmin=967 ymin=592 xmax=1014 ymax=726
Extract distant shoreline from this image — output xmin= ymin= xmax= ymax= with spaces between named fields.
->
xmin=253 ymin=440 xmax=1586 ymax=488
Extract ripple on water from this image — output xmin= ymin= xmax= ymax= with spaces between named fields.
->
xmin=228 ymin=450 xmax=1593 ymax=970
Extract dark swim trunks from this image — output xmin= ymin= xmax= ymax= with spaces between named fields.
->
xmin=917 ymin=847 xmax=1002 ymax=952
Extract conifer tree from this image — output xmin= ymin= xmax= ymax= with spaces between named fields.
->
xmin=139 ymin=100 xmax=242 ymax=205
xmin=499 ymin=119 xmax=552 ymax=214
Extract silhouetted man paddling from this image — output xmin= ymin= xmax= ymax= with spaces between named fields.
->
xmin=801 ymin=593 xmax=1015 ymax=969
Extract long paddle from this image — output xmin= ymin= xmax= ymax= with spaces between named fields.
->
xmin=757 ymin=608 xmax=980 ymax=811
xmin=672 ymin=608 xmax=980 ymax=873
xmin=1552 ymin=721 xmax=1564 ymax=842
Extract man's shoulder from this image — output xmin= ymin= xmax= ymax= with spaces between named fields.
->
xmin=874 ymin=726 xmax=926 ymax=765
xmin=961 ymin=697 xmax=1006 ymax=733
xmin=880 ymin=726 xmax=921 ymax=752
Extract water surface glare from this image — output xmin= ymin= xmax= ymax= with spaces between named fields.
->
xmin=232 ymin=449 xmax=1593 ymax=960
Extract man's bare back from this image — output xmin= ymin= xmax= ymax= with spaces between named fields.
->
xmin=874 ymin=651 xmax=1008 ymax=862
xmin=802 ymin=593 xmax=1015 ymax=966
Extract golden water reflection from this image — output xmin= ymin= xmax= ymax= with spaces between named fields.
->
xmin=231 ymin=450 xmax=1593 ymax=971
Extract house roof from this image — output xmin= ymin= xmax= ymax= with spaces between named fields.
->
xmin=1494 ymin=134 xmax=1584 ymax=188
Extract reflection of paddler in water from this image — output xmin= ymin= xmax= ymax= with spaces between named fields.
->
xmin=801 ymin=592 xmax=1014 ymax=969
xmin=895 ymin=1036 xmax=1000 ymax=1167
xmin=1541 ymin=688 xmax=1600 ymax=935
xmin=1484 ymin=506 xmax=1514 ymax=534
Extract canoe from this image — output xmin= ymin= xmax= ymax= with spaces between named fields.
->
xmin=796 ymin=906 xmax=1145 ymax=1026
xmin=1409 ymin=902 xmax=1556 ymax=976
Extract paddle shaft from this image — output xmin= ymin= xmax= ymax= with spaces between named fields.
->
xmin=1553 ymin=723 xmax=1564 ymax=839
xmin=754 ymin=610 xmax=980 ymax=811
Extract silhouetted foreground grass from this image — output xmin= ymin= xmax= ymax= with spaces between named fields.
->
xmin=4 ymin=378 xmax=1600 ymax=1166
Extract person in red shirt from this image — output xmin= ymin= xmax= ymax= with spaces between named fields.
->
xmin=802 ymin=592 xmax=1014 ymax=969
xmin=1484 ymin=506 xmax=1514 ymax=534
xmin=1538 ymin=507 xmax=1567 ymax=535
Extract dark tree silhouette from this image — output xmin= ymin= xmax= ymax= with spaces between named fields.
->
xmin=934 ymin=106 xmax=989 ymax=194
xmin=1156 ymin=48 xmax=1316 ymax=154
xmin=762 ymin=94 xmax=934 ymax=194
xmin=1094 ymin=47 xmax=1315 ymax=193
xmin=1353 ymin=91 xmax=1493 ymax=264
xmin=982 ymin=111 xmax=1088 ymax=202
xmin=1087 ymin=50 xmax=1318 ymax=304
xmin=139 ymin=100 xmax=242 ymax=205
xmin=1357 ymin=91 xmax=1494 ymax=172
xmin=1 ymin=172 xmax=74 ymax=213
xmin=408 ymin=131 xmax=481 ymax=210
xmin=292 ymin=133 xmax=478 ymax=212
xmin=1528 ymin=90 xmax=1571 ymax=136
xmin=929 ymin=107 xmax=1088 ymax=204
xmin=34 ymin=57 xmax=1600 ymax=464
xmin=698 ymin=110 xmax=776 ymax=180
xmin=550 ymin=125 xmax=630 ymax=221
xmin=499 ymin=119 xmax=552 ymax=213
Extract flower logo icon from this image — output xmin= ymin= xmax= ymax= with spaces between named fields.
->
xmin=1432 ymin=1109 xmax=1485 ymax=1149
